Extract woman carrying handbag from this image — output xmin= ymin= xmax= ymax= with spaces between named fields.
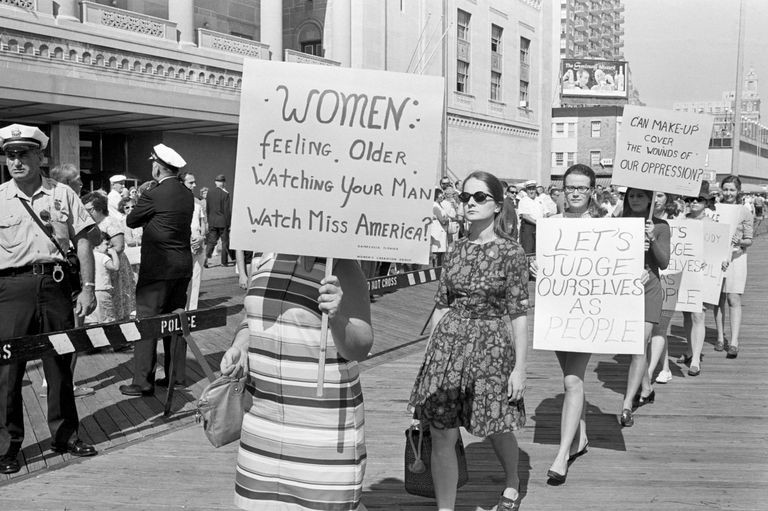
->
xmin=409 ymin=171 xmax=529 ymax=511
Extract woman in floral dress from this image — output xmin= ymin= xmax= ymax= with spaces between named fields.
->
xmin=409 ymin=171 xmax=529 ymax=511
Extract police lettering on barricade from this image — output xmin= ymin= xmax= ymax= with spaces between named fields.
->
xmin=533 ymin=217 xmax=646 ymax=355
xmin=0 ymin=307 xmax=227 ymax=366
xmin=230 ymin=60 xmax=444 ymax=395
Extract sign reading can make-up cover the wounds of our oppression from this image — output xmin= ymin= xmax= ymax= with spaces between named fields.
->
xmin=533 ymin=218 xmax=646 ymax=355
xmin=229 ymin=59 xmax=444 ymax=264
xmin=612 ymin=105 xmax=714 ymax=197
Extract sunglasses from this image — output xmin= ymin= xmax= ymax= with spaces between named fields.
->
xmin=459 ymin=191 xmax=495 ymax=203
xmin=684 ymin=197 xmax=706 ymax=203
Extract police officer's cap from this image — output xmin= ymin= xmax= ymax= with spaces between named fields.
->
xmin=149 ymin=143 xmax=186 ymax=172
xmin=0 ymin=123 xmax=49 ymax=151
xmin=522 ymin=179 xmax=537 ymax=189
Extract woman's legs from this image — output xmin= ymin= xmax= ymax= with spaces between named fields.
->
xmin=713 ymin=292 xmax=727 ymax=346
xmin=550 ymin=351 xmax=591 ymax=475
xmin=689 ymin=311 xmax=706 ymax=368
xmin=430 ymin=426 xmax=460 ymax=511
xmin=648 ymin=312 xmax=672 ymax=383
xmin=488 ymin=431 xmax=520 ymax=500
xmin=727 ymin=293 xmax=743 ymax=348
xmin=622 ymin=322 xmax=653 ymax=412
xmin=682 ymin=312 xmax=693 ymax=359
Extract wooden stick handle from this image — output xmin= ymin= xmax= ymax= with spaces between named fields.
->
xmin=317 ymin=257 xmax=334 ymax=397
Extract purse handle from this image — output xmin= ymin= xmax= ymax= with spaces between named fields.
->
xmin=407 ymin=424 xmax=427 ymax=473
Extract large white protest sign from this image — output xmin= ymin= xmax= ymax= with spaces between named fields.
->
xmin=702 ymin=222 xmax=731 ymax=304
xmin=613 ymin=106 xmax=714 ymax=197
xmin=230 ymin=60 xmax=444 ymax=264
xmin=710 ymin=203 xmax=743 ymax=257
xmin=533 ymin=218 xmax=645 ymax=355
xmin=660 ymin=220 xmax=704 ymax=312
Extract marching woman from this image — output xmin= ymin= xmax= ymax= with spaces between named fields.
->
xmin=409 ymin=171 xmax=528 ymax=511
xmin=538 ymin=164 xmax=604 ymax=483
xmin=618 ymin=188 xmax=670 ymax=427
xmin=713 ymin=175 xmax=753 ymax=358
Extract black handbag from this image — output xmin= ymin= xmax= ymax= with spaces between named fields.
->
xmin=19 ymin=198 xmax=82 ymax=293
xmin=404 ymin=423 xmax=469 ymax=498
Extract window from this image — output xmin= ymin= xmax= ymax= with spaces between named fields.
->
xmin=567 ymin=122 xmax=576 ymax=137
xmin=301 ymin=41 xmax=322 ymax=55
xmin=457 ymin=60 xmax=469 ymax=93
xmin=590 ymin=150 xmax=601 ymax=167
xmin=491 ymin=71 xmax=502 ymax=101
xmin=519 ymin=80 xmax=529 ymax=106
xmin=591 ymin=120 xmax=601 ymax=138
xmin=457 ymin=9 xmax=471 ymax=41
xmin=555 ymin=152 xmax=564 ymax=166
xmin=567 ymin=152 xmax=576 ymax=166
xmin=555 ymin=123 xmax=565 ymax=135
xmin=520 ymin=37 xmax=531 ymax=66
xmin=491 ymin=24 xmax=503 ymax=53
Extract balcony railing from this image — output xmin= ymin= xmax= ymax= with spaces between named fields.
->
xmin=197 ymin=28 xmax=269 ymax=59
xmin=284 ymin=48 xmax=340 ymax=66
xmin=80 ymin=1 xmax=177 ymax=41
xmin=0 ymin=0 xmax=34 ymax=9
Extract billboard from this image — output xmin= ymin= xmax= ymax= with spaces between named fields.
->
xmin=561 ymin=59 xmax=628 ymax=99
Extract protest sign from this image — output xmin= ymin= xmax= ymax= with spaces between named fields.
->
xmin=230 ymin=59 xmax=444 ymax=264
xmin=701 ymin=222 xmax=731 ymax=304
xmin=533 ymin=218 xmax=645 ymax=355
xmin=660 ymin=220 xmax=704 ymax=312
xmin=612 ymin=106 xmax=714 ymax=197
xmin=710 ymin=203 xmax=743 ymax=255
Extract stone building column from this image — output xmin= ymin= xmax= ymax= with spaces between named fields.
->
xmin=168 ymin=0 xmax=195 ymax=46
xmin=329 ymin=0 xmax=351 ymax=67
xmin=260 ymin=0 xmax=283 ymax=61
xmin=54 ymin=0 xmax=80 ymax=23
xmin=50 ymin=123 xmax=80 ymax=170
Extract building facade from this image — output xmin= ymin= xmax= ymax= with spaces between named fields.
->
xmin=558 ymin=0 xmax=624 ymax=61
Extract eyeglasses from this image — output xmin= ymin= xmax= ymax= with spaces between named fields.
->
xmin=564 ymin=185 xmax=592 ymax=194
xmin=459 ymin=191 xmax=495 ymax=203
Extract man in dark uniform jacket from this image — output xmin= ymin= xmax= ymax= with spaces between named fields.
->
xmin=119 ymin=144 xmax=194 ymax=396
xmin=0 ymin=124 xmax=98 ymax=474
xmin=204 ymin=174 xmax=232 ymax=267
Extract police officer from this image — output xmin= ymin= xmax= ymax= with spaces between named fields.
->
xmin=0 ymin=124 xmax=98 ymax=474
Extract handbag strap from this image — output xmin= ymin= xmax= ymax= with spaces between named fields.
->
xmin=408 ymin=425 xmax=423 ymax=461
xmin=18 ymin=197 xmax=70 ymax=260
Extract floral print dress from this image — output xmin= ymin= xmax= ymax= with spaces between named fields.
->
xmin=409 ymin=237 xmax=529 ymax=437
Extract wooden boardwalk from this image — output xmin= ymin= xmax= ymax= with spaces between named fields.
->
xmin=1 ymin=239 xmax=767 ymax=509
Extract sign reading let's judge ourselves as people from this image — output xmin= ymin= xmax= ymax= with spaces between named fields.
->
xmin=229 ymin=60 xmax=444 ymax=264
xmin=612 ymin=106 xmax=714 ymax=197
xmin=533 ymin=218 xmax=646 ymax=355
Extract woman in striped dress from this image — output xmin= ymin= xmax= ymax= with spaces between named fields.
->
xmin=220 ymin=254 xmax=374 ymax=511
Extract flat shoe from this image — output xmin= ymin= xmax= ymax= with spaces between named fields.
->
xmin=50 ymin=439 xmax=97 ymax=457
xmin=547 ymin=468 xmax=567 ymax=484
xmin=119 ymin=384 xmax=154 ymax=397
xmin=0 ymin=454 xmax=20 ymax=474
xmin=687 ymin=365 xmax=701 ymax=376
xmin=655 ymin=370 xmax=672 ymax=384
xmin=726 ymin=345 xmax=739 ymax=358
xmin=714 ymin=342 xmax=725 ymax=352
xmin=495 ymin=492 xmax=520 ymax=510
xmin=620 ymin=408 xmax=634 ymax=427
xmin=154 ymin=378 xmax=185 ymax=388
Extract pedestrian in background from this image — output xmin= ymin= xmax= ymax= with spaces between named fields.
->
xmin=204 ymin=174 xmax=232 ymax=268
xmin=180 ymin=171 xmax=207 ymax=310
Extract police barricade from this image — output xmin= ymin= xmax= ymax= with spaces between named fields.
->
xmin=0 ymin=307 xmax=227 ymax=416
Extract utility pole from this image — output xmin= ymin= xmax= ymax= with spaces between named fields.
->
xmin=732 ymin=0 xmax=746 ymax=176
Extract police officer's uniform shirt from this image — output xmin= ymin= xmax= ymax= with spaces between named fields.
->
xmin=518 ymin=194 xmax=545 ymax=219
xmin=0 ymin=177 xmax=95 ymax=268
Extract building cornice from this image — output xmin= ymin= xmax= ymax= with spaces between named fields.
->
xmin=448 ymin=113 xmax=539 ymax=139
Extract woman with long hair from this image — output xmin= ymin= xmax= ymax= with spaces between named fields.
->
xmin=409 ymin=170 xmax=528 ymax=511
xmin=713 ymin=175 xmax=753 ymax=358
xmin=618 ymin=188 xmax=670 ymax=427
xmin=541 ymin=164 xmax=602 ymax=484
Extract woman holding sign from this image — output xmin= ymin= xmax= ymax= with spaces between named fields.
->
xmin=220 ymin=255 xmax=374 ymax=511
xmin=714 ymin=176 xmax=753 ymax=359
xmin=619 ymin=188 xmax=670 ymax=427
xmin=409 ymin=171 xmax=528 ymax=511
xmin=541 ymin=164 xmax=604 ymax=483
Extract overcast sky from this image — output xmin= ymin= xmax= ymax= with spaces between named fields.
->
xmin=624 ymin=0 xmax=768 ymax=122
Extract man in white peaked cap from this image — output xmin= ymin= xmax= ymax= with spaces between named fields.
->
xmin=120 ymin=143 xmax=194 ymax=396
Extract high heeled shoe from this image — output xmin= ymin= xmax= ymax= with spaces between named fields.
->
xmin=638 ymin=390 xmax=655 ymax=407
xmin=568 ymin=442 xmax=589 ymax=463
xmin=547 ymin=467 xmax=567 ymax=484
xmin=620 ymin=408 xmax=634 ymax=427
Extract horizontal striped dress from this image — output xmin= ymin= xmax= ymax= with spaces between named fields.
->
xmin=235 ymin=254 xmax=367 ymax=511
